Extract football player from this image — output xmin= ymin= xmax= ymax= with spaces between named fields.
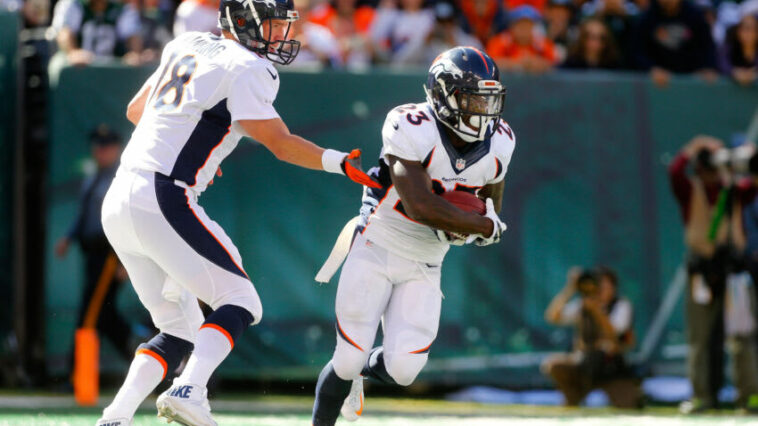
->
xmin=96 ymin=1 xmax=378 ymax=425
xmin=311 ymin=46 xmax=514 ymax=425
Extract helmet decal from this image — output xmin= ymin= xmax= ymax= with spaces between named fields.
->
xmin=429 ymin=59 xmax=464 ymax=81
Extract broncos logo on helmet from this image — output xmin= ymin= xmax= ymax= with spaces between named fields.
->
xmin=424 ymin=47 xmax=507 ymax=143
xmin=218 ymin=0 xmax=301 ymax=65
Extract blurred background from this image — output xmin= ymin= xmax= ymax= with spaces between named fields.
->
xmin=2 ymin=0 xmax=758 ymax=417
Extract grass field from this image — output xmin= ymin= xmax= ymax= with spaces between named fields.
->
xmin=0 ymin=394 xmax=755 ymax=425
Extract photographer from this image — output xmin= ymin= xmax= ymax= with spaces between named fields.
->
xmin=668 ymin=136 xmax=758 ymax=413
xmin=542 ymin=266 xmax=641 ymax=408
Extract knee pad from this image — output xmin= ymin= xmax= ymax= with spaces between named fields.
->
xmin=331 ymin=344 xmax=369 ymax=381
xmin=137 ymin=332 xmax=193 ymax=379
xmin=384 ymin=352 xmax=428 ymax=386
xmin=212 ymin=285 xmax=262 ymax=326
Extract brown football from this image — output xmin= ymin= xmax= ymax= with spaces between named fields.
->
xmin=441 ymin=191 xmax=486 ymax=215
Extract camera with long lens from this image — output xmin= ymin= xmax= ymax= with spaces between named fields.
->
xmin=696 ymin=145 xmax=758 ymax=176
xmin=576 ymin=269 xmax=599 ymax=298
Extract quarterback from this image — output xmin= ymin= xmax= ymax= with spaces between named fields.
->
xmin=311 ymin=46 xmax=515 ymax=425
xmin=96 ymin=0 xmax=377 ymax=425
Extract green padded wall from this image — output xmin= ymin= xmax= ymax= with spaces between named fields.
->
xmin=45 ymin=65 xmax=758 ymax=385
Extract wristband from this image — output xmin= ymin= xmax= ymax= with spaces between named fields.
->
xmin=322 ymin=149 xmax=347 ymax=175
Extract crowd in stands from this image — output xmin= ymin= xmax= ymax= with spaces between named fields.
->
xmin=1 ymin=0 xmax=757 ymax=85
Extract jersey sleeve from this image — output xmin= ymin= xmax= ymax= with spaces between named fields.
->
xmin=226 ymin=65 xmax=280 ymax=122
xmin=488 ymin=122 xmax=516 ymax=185
xmin=381 ymin=111 xmax=420 ymax=162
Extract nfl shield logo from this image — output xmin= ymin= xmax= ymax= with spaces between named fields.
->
xmin=455 ymin=158 xmax=466 ymax=170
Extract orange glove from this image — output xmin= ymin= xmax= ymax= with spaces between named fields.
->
xmin=341 ymin=149 xmax=382 ymax=189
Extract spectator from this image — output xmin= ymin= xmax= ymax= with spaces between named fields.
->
xmin=369 ymin=0 xmax=435 ymax=65
xmin=542 ymin=267 xmax=641 ymax=408
xmin=487 ymin=5 xmax=559 ymax=73
xmin=723 ymin=271 xmax=758 ymax=413
xmin=631 ymin=0 xmax=718 ymax=86
xmin=562 ymin=17 xmax=622 ymax=69
xmin=544 ymin=0 xmax=577 ymax=62
xmin=173 ymin=0 xmax=220 ymax=36
xmin=668 ymin=136 xmax=757 ymax=413
xmin=17 ymin=0 xmax=50 ymax=28
xmin=308 ymin=0 xmax=375 ymax=69
xmin=584 ymin=0 xmax=639 ymax=68
xmin=719 ymin=14 xmax=758 ymax=86
xmin=50 ymin=0 xmax=142 ymax=66
xmin=458 ymin=0 xmax=508 ymax=46
xmin=127 ymin=0 xmax=172 ymax=65
xmin=54 ymin=125 xmax=139 ymax=369
xmin=290 ymin=0 xmax=344 ymax=69
xmin=401 ymin=1 xmax=483 ymax=66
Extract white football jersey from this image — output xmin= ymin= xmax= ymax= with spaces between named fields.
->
xmin=120 ymin=31 xmax=280 ymax=195
xmin=359 ymin=102 xmax=516 ymax=265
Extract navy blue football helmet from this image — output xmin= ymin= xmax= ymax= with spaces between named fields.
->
xmin=218 ymin=0 xmax=301 ymax=65
xmin=424 ymin=47 xmax=506 ymax=142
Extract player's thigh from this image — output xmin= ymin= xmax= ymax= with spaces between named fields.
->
xmin=335 ymin=238 xmax=393 ymax=337
xmin=131 ymin=197 xmax=262 ymax=322
xmin=381 ymin=266 xmax=442 ymax=385
xmin=115 ymin=249 xmax=204 ymax=342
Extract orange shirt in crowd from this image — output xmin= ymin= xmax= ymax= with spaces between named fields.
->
xmin=504 ymin=0 xmax=547 ymax=13
xmin=308 ymin=4 xmax=375 ymax=35
xmin=459 ymin=0 xmax=502 ymax=45
xmin=486 ymin=31 xmax=558 ymax=63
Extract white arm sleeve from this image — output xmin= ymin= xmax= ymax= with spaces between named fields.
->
xmin=381 ymin=115 xmax=419 ymax=162
xmin=51 ymin=0 xmax=83 ymax=32
xmin=609 ymin=299 xmax=633 ymax=334
xmin=227 ymin=67 xmax=280 ymax=122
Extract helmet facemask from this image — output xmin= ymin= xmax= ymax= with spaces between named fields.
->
xmin=426 ymin=79 xmax=506 ymax=143
xmin=220 ymin=0 xmax=301 ymax=65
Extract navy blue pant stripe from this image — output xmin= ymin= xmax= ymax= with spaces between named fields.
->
xmin=154 ymin=173 xmax=248 ymax=279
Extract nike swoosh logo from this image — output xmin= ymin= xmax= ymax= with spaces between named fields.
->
xmin=392 ymin=122 xmax=399 ymax=130
xmin=266 ymin=68 xmax=278 ymax=80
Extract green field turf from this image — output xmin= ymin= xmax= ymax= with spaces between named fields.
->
xmin=0 ymin=394 xmax=754 ymax=425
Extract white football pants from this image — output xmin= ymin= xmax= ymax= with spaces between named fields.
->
xmin=101 ymin=168 xmax=262 ymax=343
xmin=331 ymin=233 xmax=442 ymax=386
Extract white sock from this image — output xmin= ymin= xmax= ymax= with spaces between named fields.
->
xmin=177 ymin=325 xmax=232 ymax=387
xmin=102 ymin=351 xmax=166 ymax=419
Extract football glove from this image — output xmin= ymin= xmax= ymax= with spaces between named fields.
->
xmin=435 ymin=229 xmax=476 ymax=246
xmin=341 ymin=149 xmax=382 ymax=188
xmin=475 ymin=198 xmax=507 ymax=246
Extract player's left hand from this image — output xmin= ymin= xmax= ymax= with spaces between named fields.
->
xmin=341 ymin=149 xmax=382 ymax=188
xmin=474 ymin=198 xmax=507 ymax=246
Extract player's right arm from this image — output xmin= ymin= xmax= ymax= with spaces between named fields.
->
xmin=240 ymin=118 xmax=379 ymax=187
xmin=388 ymin=154 xmax=494 ymax=236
